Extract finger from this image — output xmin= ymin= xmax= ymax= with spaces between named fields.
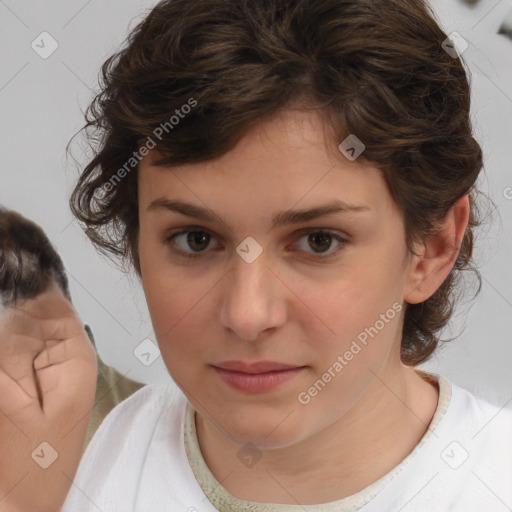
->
xmin=0 ymin=369 xmax=40 ymax=422
xmin=0 ymin=332 xmax=45 ymax=360
xmin=0 ymin=310 xmax=84 ymax=349
xmin=33 ymin=338 xmax=73 ymax=371
xmin=34 ymin=335 xmax=98 ymax=420
xmin=33 ymin=333 xmax=96 ymax=374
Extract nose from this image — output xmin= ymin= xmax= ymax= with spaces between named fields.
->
xmin=218 ymin=247 xmax=286 ymax=342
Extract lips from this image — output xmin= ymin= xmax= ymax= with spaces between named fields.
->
xmin=213 ymin=360 xmax=302 ymax=374
xmin=212 ymin=362 xmax=306 ymax=393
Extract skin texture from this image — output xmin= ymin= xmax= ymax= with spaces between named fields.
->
xmin=0 ymin=283 xmax=97 ymax=512
xmin=137 ymin=108 xmax=469 ymax=505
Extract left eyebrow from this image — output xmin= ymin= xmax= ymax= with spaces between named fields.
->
xmin=270 ymin=200 xmax=371 ymax=229
xmin=146 ymin=198 xmax=371 ymax=231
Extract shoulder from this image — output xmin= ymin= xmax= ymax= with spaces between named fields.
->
xmin=370 ymin=374 xmax=512 ymax=511
xmin=449 ymin=379 xmax=512 ymax=431
xmin=93 ymin=379 xmax=186 ymax=435
xmin=423 ymin=371 xmax=512 ymax=431
xmin=439 ymin=377 xmax=512 ymax=471
xmin=78 ymin=379 xmax=187 ymax=474
xmin=422 ymin=373 xmax=512 ymax=467
xmin=62 ymin=380 xmax=189 ymax=511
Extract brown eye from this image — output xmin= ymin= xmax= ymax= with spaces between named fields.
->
xmin=165 ymin=228 xmax=217 ymax=258
xmin=185 ymin=231 xmax=211 ymax=251
xmin=308 ymin=232 xmax=333 ymax=253
xmin=294 ymin=230 xmax=348 ymax=259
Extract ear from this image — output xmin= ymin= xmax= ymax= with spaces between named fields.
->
xmin=404 ymin=195 xmax=470 ymax=304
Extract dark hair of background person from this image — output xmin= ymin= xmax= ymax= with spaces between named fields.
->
xmin=0 ymin=206 xmax=71 ymax=306
xmin=68 ymin=0 xmax=489 ymax=366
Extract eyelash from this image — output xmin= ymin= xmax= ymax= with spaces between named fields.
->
xmin=164 ymin=228 xmax=348 ymax=261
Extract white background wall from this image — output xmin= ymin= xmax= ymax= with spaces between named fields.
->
xmin=1 ymin=0 xmax=511 ymax=403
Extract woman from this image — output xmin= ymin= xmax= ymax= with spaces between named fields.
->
xmin=2 ymin=0 xmax=511 ymax=510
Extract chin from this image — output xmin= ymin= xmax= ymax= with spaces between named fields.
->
xmin=220 ymin=414 xmax=305 ymax=450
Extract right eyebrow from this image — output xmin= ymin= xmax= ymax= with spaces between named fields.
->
xmin=147 ymin=198 xmax=371 ymax=232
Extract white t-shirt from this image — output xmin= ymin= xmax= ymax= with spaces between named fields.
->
xmin=61 ymin=371 xmax=512 ymax=512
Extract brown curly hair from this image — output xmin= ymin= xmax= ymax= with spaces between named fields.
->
xmin=68 ymin=0 xmax=485 ymax=366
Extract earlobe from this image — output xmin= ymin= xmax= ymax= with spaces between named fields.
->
xmin=404 ymin=195 xmax=470 ymax=304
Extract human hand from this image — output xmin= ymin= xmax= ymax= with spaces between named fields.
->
xmin=0 ymin=285 xmax=97 ymax=512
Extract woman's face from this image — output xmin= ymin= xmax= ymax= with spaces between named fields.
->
xmin=137 ymin=109 xmax=415 ymax=448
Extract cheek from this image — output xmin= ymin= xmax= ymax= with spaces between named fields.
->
xmin=297 ymin=279 xmax=403 ymax=410
xmin=139 ymin=250 xmax=182 ymax=343
xmin=139 ymin=232 xmax=186 ymax=320
xmin=140 ymin=260 xmax=214 ymax=373
xmin=144 ymin=282 xmax=205 ymax=386
xmin=293 ymin=256 xmax=404 ymax=365
xmin=143 ymin=274 xmax=190 ymax=341
xmin=297 ymin=261 xmax=399 ymax=333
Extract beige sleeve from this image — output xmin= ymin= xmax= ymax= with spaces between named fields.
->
xmin=82 ymin=324 xmax=146 ymax=452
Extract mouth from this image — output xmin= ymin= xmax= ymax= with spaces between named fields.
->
xmin=213 ymin=360 xmax=303 ymax=373
xmin=212 ymin=361 xmax=306 ymax=393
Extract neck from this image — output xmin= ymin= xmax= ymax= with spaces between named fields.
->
xmin=195 ymin=365 xmax=439 ymax=505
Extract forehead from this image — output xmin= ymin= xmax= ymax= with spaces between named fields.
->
xmin=137 ymin=109 xmax=393 ymax=221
